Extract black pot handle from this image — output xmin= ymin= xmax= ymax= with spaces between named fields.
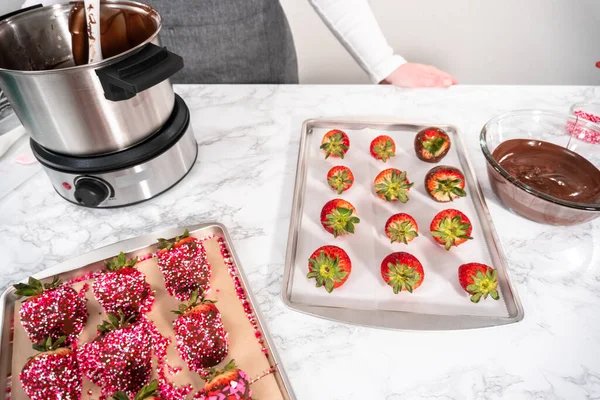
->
xmin=0 ymin=4 xmax=43 ymax=21
xmin=95 ymin=43 xmax=184 ymax=102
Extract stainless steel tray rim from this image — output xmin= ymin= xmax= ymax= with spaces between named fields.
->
xmin=1 ymin=222 xmax=297 ymax=399
xmin=282 ymin=117 xmax=524 ymax=331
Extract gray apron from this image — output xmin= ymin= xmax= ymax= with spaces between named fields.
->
xmin=144 ymin=0 xmax=298 ymax=84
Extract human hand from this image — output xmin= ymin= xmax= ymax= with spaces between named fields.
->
xmin=382 ymin=63 xmax=457 ymax=88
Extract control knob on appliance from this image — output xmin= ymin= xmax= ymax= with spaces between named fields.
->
xmin=74 ymin=178 xmax=110 ymax=207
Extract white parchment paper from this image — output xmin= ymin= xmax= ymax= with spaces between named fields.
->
xmin=290 ymin=126 xmax=510 ymax=318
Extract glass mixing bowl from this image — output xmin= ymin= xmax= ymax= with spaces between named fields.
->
xmin=481 ymin=110 xmax=600 ymax=225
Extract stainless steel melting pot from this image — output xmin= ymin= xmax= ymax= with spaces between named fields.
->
xmin=0 ymin=1 xmax=183 ymax=156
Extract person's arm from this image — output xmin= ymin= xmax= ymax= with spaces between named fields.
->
xmin=308 ymin=0 xmax=456 ymax=87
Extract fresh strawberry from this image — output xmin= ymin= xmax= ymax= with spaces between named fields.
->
xmin=14 ymin=277 xmax=87 ymax=345
xmin=93 ymin=252 xmax=154 ymax=319
xmin=172 ymin=291 xmax=229 ymax=373
xmin=157 ymin=229 xmax=211 ymax=301
xmin=380 ymin=252 xmax=424 ymax=294
xmin=385 ymin=213 xmax=419 ymax=244
xmin=113 ymin=380 xmax=163 ymax=400
xmin=78 ymin=312 xmax=152 ymax=397
xmin=19 ymin=336 xmax=82 ymax=400
xmin=193 ymin=360 xmax=252 ymax=400
xmin=320 ymin=199 xmax=360 ymax=237
xmin=414 ymin=127 xmax=451 ymax=163
xmin=425 ymin=165 xmax=467 ymax=202
xmin=327 ymin=165 xmax=354 ymax=194
xmin=430 ymin=209 xmax=473 ymax=250
xmin=320 ymin=129 xmax=350 ymax=159
xmin=458 ymin=263 xmax=500 ymax=303
xmin=307 ymin=245 xmax=352 ymax=293
xmin=374 ymin=168 xmax=414 ymax=202
xmin=370 ymin=135 xmax=396 ymax=162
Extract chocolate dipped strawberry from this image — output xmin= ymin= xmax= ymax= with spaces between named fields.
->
xmin=93 ymin=252 xmax=154 ymax=319
xmin=430 ymin=209 xmax=473 ymax=250
xmin=458 ymin=263 xmax=500 ymax=303
xmin=20 ymin=336 xmax=82 ymax=400
xmin=157 ymin=229 xmax=211 ymax=301
xmin=380 ymin=252 xmax=424 ymax=294
xmin=193 ymin=360 xmax=252 ymax=400
xmin=320 ymin=129 xmax=350 ymax=159
xmin=307 ymin=245 xmax=352 ymax=293
xmin=78 ymin=312 xmax=152 ymax=397
xmin=14 ymin=277 xmax=87 ymax=344
xmin=172 ymin=291 xmax=229 ymax=373
xmin=414 ymin=127 xmax=451 ymax=163
xmin=113 ymin=380 xmax=163 ymax=400
xmin=385 ymin=213 xmax=419 ymax=244
xmin=374 ymin=168 xmax=414 ymax=202
xmin=425 ymin=165 xmax=467 ymax=202
xmin=320 ymin=199 xmax=360 ymax=237
xmin=327 ymin=165 xmax=354 ymax=194
xmin=370 ymin=135 xmax=396 ymax=162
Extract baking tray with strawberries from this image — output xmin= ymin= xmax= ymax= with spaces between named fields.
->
xmin=0 ymin=223 xmax=295 ymax=400
xmin=283 ymin=118 xmax=524 ymax=330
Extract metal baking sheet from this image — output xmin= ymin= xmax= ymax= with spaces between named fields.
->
xmin=282 ymin=118 xmax=524 ymax=330
xmin=0 ymin=223 xmax=295 ymax=399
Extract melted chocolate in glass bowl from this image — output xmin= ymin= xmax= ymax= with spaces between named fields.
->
xmin=492 ymin=139 xmax=600 ymax=204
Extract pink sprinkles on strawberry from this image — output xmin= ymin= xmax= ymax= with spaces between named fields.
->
xmin=77 ymin=313 xmax=153 ymax=397
xmin=157 ymin=230 xmax=211 ymax=301
xmin=15 ymin=277 xmax=88 ymax=345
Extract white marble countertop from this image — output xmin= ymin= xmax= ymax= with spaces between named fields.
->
xmin=1 ymin=85 xmax=600 ymax=399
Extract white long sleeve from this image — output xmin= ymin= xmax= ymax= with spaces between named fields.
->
xmin=308 ymin=0 xmax=406 ymax=83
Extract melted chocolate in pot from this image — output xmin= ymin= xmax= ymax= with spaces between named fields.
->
xmin=492 ymin=139 xmax=600 ymax=204
xmin=68 ymin=2 xmax=156 ymax=66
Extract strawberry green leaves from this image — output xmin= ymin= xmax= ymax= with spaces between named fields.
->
xmin=323 ymin=207 xmax=360 ymax=237
xmin=171 ymin=290 xmax=216 ymax=316
xmin=105 ymin=252 xmax=138 ymax=272
xmin=157 ymin=228 xmax=190 ymax=250
xmin=433 ymin=178 xmax=467 ymax=200
xmin=385 ymin=262 xmax=422 ymax=294
xmin=431 ymin=215 xmax=473 ymax=250
xmin=113 ymin=379 xmax=159 ymax=400
xmin=387 ymin=220 xmax=419 ymax=244
xmin=466 ymin=269 xmax=500 ymax=303
xmin=321 ymin=131 xmax=350 ymax=159
xmin=422 ymin=135 xmax=447 ymax=157
xmin=375 ymin=169 xmax=414 ymax=203
xmin=31 ymin=335 xmax=67 ymax=353
xmin=97 ymin=310 xmax=135 ymax=334
xmin=14 ymin=276 xmax=61 ymax=297
xmin=307 ymin=250 xmax=349 ymax=293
